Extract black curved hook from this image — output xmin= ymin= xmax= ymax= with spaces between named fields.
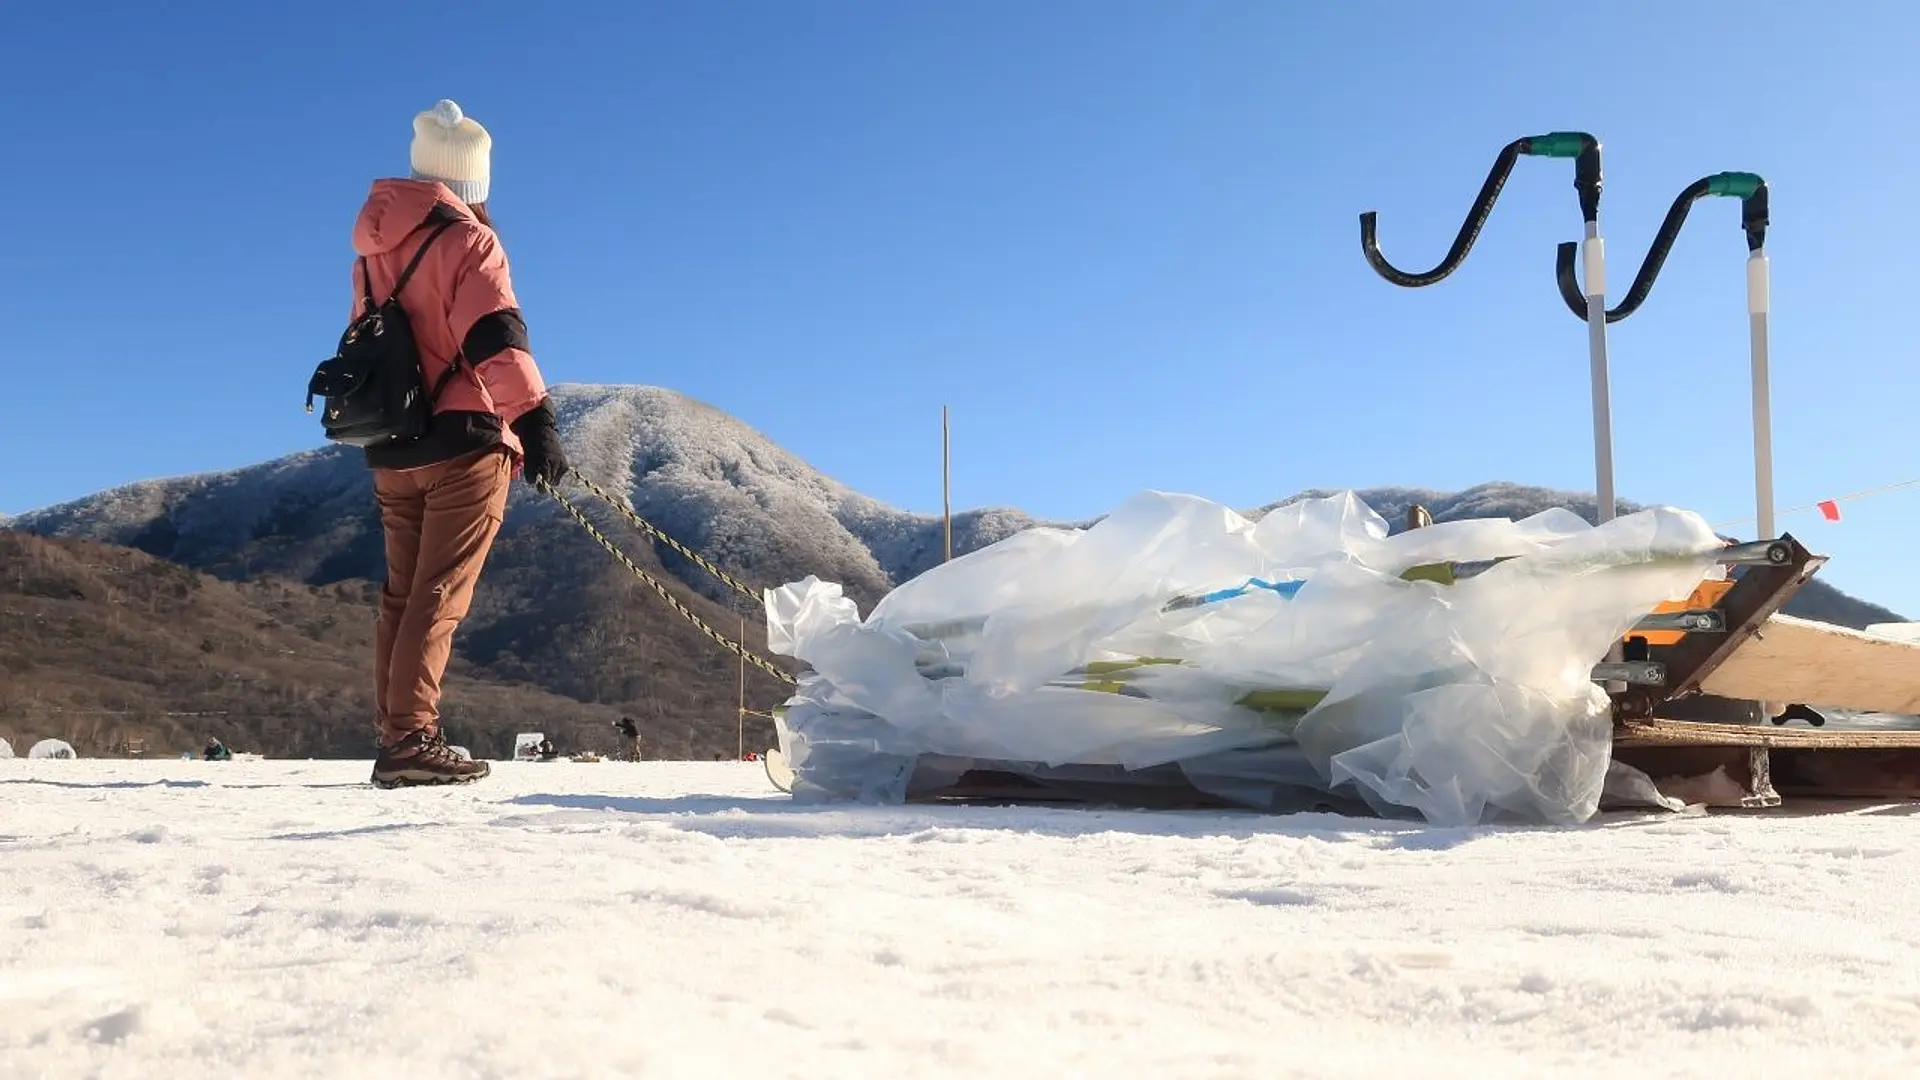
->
xmin=1556 ymin=172 xmax=1768 ymax=322
xmin=1360 ymin=132 xmax=1601 ymax=289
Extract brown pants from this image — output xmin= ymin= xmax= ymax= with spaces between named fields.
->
xmin=372 ymin=448 xmax=511 ymax=744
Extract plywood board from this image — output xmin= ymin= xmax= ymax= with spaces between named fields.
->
xmin=1616 ymin=717 xmax=1920 ymax=750
xmin=1697 ymin=614 xmax=1920 ymax=714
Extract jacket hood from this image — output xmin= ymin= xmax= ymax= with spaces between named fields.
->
xmin=352 ymin=179 xmax=474 ymax=256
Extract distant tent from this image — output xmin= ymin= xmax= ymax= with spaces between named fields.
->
xmin=28 ymin=739 xmax=76 ymax=760
xmin=0 ymin=737 xmax=13 ymax=759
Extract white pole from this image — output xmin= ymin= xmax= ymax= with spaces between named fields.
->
xmin=1582 ymin=220 xmax=1616 ymax=525
xmin=1748 ymin=249 xmax=1775 ymax=541
xmin=1748 ymin=246 xmax=1776 ymax=724
xmin=1582 ymin=219 xmax=1624 ymax=689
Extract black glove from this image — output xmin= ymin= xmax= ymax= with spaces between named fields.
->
xmin=511 ymin=397 xmax=570 ymax=489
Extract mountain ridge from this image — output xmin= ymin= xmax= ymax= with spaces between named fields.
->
xmin=0 ymin=530 xmax=672 ymax=761
xmin=13 ymin=384 xmax=1902 ymax=620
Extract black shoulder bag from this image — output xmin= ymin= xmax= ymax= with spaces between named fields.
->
xmin=305 ymin=214 xmax=463 ymax=447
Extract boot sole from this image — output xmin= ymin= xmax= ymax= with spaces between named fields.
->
xmin=370 ymin=765 xmax=492 ymax=789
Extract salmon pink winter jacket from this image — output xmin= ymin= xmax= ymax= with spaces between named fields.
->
xmin=350 ymin=178 xmax=547 ymax=468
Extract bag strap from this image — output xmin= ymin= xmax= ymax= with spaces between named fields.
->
xmin=354 ymin=207 xmax=462 ymax=315
xmin=386 ymin=215 xmax=459 ymax=306
xmin=427 ymin=346 xmax=468 ymax=403
xmin=419 ymin=202 xmax=491 ymax=404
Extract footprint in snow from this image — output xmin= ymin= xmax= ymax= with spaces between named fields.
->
xmin=83 ymin=1005 xmax=142 ymax=1045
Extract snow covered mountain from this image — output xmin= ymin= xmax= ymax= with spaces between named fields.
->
xmin=10 ymin=383 xmax=1903 ymax=629
xmin=10 ymin=385 xmax=1043 ymax=610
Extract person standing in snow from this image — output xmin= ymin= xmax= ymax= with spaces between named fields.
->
xmin=353 ymin=99 xmax=570 ymax=789
xmin=615 ymin=717 xmax=642 ymax=762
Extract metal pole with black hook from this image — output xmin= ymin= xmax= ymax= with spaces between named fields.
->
xmin=1361 ymin=132 xmax=1616 ymax=689
xmin=1553 ymin=172 xmax=1773 ymax=539
xmin=1359 ymin=132 xmax=1616 ymax=524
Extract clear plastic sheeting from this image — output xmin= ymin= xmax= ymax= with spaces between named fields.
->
xmin=765 ymin=491 xmax=1725 ymax=826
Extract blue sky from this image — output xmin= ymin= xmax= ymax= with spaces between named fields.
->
xmin=3 ymin=1 xmax=1918 ymax=612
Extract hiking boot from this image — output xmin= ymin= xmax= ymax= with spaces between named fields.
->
xmin=371 ymin=729 xmax=491 ymax=789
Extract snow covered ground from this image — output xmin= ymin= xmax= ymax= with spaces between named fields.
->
xmin=5 ymin=759 xmax=1920 ymax=1078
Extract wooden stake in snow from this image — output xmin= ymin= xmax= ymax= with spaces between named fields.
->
xmin=943 ymin=405 xmax=953 ymax=563
xmin=737 ymin=614 xmax=746 ymax=761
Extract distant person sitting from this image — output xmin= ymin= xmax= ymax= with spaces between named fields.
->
xmin=203 ymin=739 xmax=232 ymax=762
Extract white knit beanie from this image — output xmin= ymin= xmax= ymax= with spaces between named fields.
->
xmin=410 ymin=99 xmax=491 ymax=205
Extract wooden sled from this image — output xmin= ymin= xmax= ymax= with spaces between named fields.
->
xmin=824 ymin=524 xmax=1920 ymax=816
xmin=1600 ymin=531 xmax=1920 ymax=808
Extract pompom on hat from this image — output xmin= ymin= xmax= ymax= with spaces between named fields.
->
xmin=410 ymin=99 xmax=491 ymax=205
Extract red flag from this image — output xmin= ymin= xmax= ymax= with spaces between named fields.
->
xmin=1817 ymin=500 xmax=1841 ymax=522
